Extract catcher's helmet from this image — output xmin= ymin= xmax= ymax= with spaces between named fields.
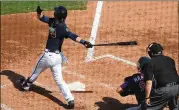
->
xmin=137 ymin=56 xmax=151 ymax=71
xmin=54 ymin=6 xmax=67 ymax=22
xmin=147 ymin=42 xmax=163 ymax=57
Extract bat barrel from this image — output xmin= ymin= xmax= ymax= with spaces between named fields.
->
xmin=93 ymin=41 xmax=137 ymax=46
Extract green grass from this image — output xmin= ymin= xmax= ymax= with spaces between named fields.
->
xmin=1 ymin=1 xmax=87 ymax=15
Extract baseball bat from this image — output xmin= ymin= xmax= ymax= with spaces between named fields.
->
xmin=92 ymin=41 xmax=137 ymax=46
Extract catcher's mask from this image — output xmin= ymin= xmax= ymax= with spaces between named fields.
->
xmin=146 ymin=42 xmax=163 ymax=58
xmin=137 ymin=56 xmax=151 ymax=72
xmin=54 ymin=6 xmax=67 ymax=22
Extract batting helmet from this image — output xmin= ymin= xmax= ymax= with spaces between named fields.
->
xmin=147 ymin=42 xmax=163 ymax=58
xmin=137 ymin=56 xmax=151 ymax=71
xmin=54 ymin=6 xmax=67 ymax=22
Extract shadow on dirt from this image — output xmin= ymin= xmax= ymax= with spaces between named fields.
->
xmin=95 ymin=97 xmax=136 ymax=110
xmin=0 ymin=70 xmax=70 ymax=109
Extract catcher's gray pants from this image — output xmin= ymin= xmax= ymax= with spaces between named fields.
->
xmin=28 ymin=51 xmax=74 ymax=102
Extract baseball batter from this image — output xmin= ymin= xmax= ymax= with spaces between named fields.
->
xmin=20 ymin=6 xmax=93 ymax=108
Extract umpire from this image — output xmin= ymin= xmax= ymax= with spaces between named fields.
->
xmin=143 ymin=42 xmax=179 ymax=110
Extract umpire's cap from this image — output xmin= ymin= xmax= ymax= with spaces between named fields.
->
xmin=54 ymin=6 xmax=67 ymax=22
xmin=147 ymin=42 xmax=163 ymax=57
xmin=137 ymin=56 xmax=151 ymax=70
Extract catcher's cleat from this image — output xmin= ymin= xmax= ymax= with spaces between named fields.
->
xmin=20 ymin=77 xmax=32 ymax=91
xmin=67 ymin=100 xmax=74 ymax=109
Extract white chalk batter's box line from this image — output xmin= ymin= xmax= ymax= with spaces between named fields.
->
xmin=88 ymin=54 xmax=137 ymax=67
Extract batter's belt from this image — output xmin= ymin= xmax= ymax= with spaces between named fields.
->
xmin=45 ymin=49 xmax=60 ymax=54
xmin=44 ymin=48 xmax=68 ymax=64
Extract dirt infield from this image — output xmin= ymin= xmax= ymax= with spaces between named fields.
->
xmin=1 ymin=1 xmax=178 ymax=110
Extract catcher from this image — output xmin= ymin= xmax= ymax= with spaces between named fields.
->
xmin=116 ymin=56 xmax=151 ymax=109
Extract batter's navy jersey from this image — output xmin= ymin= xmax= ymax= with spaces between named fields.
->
xmin=120 ymin=73 xmax=145 ymax=104
xmin=40 ymin=15 xmax=78 ymax=52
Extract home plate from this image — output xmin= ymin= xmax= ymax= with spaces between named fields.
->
xmin=68 ymin=82 xmax=85 ymax=91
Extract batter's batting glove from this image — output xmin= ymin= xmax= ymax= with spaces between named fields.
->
xmin=80 ymin=40 xmax=93 ymax=48
xmin=36 ymin=6 xmax=43 ymax=15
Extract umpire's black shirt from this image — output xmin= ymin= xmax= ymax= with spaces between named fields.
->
xmin=144 ymin=55 xmax=179 ymax=88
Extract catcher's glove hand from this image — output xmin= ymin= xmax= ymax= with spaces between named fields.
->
xmin=36 ymin=6 xmax=43 ymax=15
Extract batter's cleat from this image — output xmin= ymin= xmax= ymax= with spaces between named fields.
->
xmin=20 ymin=77 xmax=32 ymax=91
xmin=67 ymin=100 xmax=74 ymax=109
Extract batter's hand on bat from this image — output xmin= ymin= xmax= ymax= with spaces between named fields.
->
xmin=84 ymin=41 xmax=93 ymax=48
xmin=79 ymin=39 xmax=93 ymax=48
